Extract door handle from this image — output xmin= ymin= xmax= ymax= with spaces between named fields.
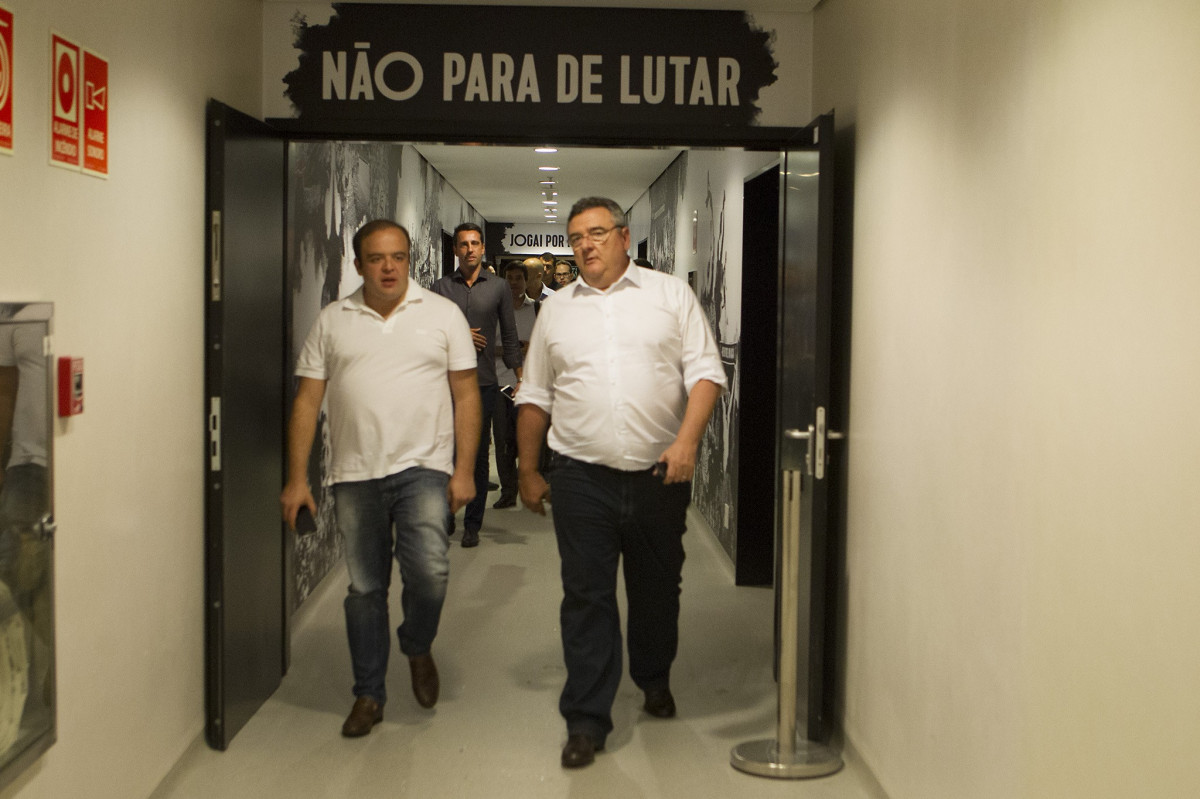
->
xmin=785 ymin=426 xmax=816 ymax=474
xmin=36 ymin=514 xmax=57 ymax=541
xmin=785 ymin=412 xmax=846 ymax=479
xmin=814 ymin=407 xmax=846 ymax=480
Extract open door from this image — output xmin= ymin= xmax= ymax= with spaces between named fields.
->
xmin=776 ymin=113 xmax=841 ymax=745
xmin=204 ymin=99 xmax=287 ymax=750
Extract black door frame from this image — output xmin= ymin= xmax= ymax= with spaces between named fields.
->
xmin=204 ymin=99 xmax=288 ymax=750
xmin=205 ymin=105 xmax=842 ymax=749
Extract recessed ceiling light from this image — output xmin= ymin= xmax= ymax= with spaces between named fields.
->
xmin=543 ymin=201 xmax=558 ymax=205
xmin=539 ymin=166 xmax=559 ymax=171
xmin=540 ymin=179 xmax=556 ymax=185
xmin=535 ymin=147 xmax=558 ymax=154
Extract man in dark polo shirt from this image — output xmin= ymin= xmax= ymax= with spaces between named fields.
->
xmin=432 ymin=222 xmax=524 ymax=547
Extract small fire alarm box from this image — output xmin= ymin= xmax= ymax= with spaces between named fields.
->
xmin=58 ymin=356 xmax=84 ymax=416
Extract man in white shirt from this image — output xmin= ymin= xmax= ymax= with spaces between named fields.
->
xmin=281 ymin=220 xmax=481 ymax=738
xmin=516 ymin=197 xmax=725 ymax=768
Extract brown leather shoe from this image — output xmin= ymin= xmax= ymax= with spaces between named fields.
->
xmin=341 ymin=696 xmax=382 ymax=737
xmin=409 ymin=653 xmax=439 ymax=708
xmin=561 ymin=733 xmax=604 ymax=768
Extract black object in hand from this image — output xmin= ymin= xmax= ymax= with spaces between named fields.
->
xmin=295 ymin=506 xmax=317 ymax=535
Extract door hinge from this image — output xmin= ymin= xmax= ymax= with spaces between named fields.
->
xmin=209 ymin=397 xmax=221 ymax=471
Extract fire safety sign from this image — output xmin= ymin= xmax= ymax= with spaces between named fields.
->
xmin=0 ymin=5 xmax=13 ymax=155
xmin=82 ymin=48 xmax=107 ymax=177
xmin=50 ymin=32 xmax=80 ymax=169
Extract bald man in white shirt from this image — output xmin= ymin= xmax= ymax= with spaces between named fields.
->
xmin=516 ymin=197 xmax=725 ymax=769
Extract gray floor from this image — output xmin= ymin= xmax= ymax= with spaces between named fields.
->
xmin=153 ymin=497 xmax=883 ymax=799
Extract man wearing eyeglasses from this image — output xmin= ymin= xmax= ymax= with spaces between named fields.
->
xmin=552 ymin=260 xmax=574 ymax=288
xmin=515 ymin=196 xmax=726 ymax=768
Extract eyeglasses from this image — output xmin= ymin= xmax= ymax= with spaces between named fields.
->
xmin=567 ymin=225 xmax=620 ymax=249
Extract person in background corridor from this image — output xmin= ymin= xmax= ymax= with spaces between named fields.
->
xmin=432 ymin=223 xmax=524 ymax=547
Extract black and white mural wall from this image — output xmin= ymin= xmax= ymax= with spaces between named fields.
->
xmin=637 ymin=149 xmax=775 ymax=561
xmin=647 ymin=154 xmax=686 ymax=276
xmin=287 ymin=141 xmax=483 ymax=609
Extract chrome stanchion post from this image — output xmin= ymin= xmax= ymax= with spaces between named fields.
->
xmin=731 ymin=469 xmax=842 ymax=779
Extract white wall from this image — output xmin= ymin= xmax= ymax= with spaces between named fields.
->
xmin=0 ymin=0 xmax=262 ymax=796
xmin=813 ymin=1 xmax=1200 ymax=797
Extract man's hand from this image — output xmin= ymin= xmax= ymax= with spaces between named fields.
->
xmin=447 ymin=470 xmax=476 ymax=514
xmin=470 ymin=327 xmax=487 ymax=352
xmin=655 ymin=439 xmax=699 ymax=484
xmin=654 ymin=380 xmax=721 ymax=484
xmin=280 ymin=480 xmax=317 ymax=531
xmin=519 ymin=469 xmax=550 ymax=516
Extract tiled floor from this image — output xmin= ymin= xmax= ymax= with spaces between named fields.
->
xmin=152 ymin=498 xmax=884 ymax=799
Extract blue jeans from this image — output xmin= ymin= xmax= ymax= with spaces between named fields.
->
xmin=334 ymin=467 xmax=450 ymax=705
xmin=549 ymin=455 xmax=691 ymax=745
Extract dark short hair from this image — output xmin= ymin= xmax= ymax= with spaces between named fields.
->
xmin=353 ymin=220 xmax=411 ymax=261
xmin=567 ymin=197 xmax=627 ymax=228
xmin=503 ymin=261 xmax=527 ymax=279
xmin=540 ymin=251 xmax=554 ymax=260
xmin=453 ymin=222 xmax=484 ymax=242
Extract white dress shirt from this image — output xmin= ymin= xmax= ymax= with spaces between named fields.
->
xmin=516 ymin=261 xmax=726 ymax=471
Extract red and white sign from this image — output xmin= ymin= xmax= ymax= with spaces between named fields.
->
xmin=82 ymin=48 xmax=107 ymax=177
xmin=0 ymin=5 xmax=13 ymax=155
xmin=50 ymin=32 xmax=80 ymax=169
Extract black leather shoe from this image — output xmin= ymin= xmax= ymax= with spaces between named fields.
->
xmin=643 ymin=688 xmax=676 ymax=718
xmin=561 ymin=733 xmax=603 ymax=768
xmin=409 ymin=653 xmax=439 ymax=708
xmin=462 ymin=528 xmax=480 ymax=548
xmin=492 ymin=495 xmax=517 ymax=509
xmin=341 ymin=696 xmax=383 ymax=737
xmin=487 ymin=481 xmax=500 ymax=491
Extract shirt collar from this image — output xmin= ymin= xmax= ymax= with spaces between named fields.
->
xmin=454 ymin=266 xmax=492 ymax=285
xmin=343 ymin=282 xmax=426 ymax=318
xmin=568 ymin=259 xmax=638 ymax=297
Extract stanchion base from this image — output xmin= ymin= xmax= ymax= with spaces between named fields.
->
xmin=730 ymin=738 xmax=843 ymax=779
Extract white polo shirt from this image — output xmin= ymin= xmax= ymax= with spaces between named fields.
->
xmin=295 ymin=284 xmax=477 ymax=484
xmin=516 ymin=262 xmax=726 ymax=471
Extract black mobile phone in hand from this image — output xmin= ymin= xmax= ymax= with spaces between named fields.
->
xmin=295 ymin=506 xmax=317 ymax=535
